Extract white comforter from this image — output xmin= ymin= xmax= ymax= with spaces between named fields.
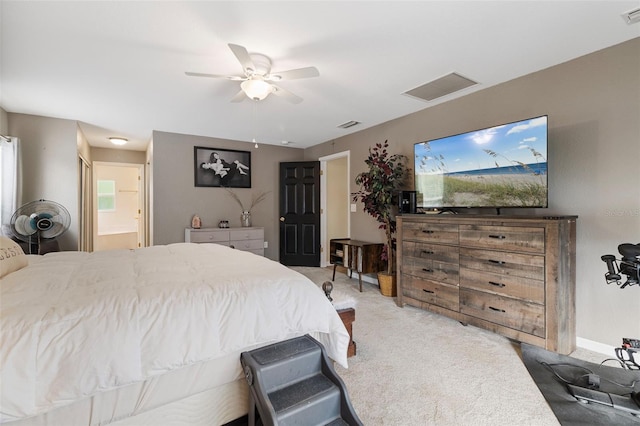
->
xmin=0 ymin=243 xmax=349 ymax=422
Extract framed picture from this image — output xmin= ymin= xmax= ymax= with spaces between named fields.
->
xmin=194 ymin=146 xmax=251 ymax=188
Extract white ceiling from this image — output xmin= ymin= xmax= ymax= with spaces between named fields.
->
xmin=1 ymin=1 xmax=638 ymax=151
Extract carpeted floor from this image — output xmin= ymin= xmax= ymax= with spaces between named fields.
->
xmin=292 ymin=266 xmax=611 ymax=426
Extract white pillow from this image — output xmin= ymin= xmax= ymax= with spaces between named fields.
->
xmin=0 ymin=236 xmax=28 ymax=278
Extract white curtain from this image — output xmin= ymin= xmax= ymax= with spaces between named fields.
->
xmin=0 ymin=137 xmax=22 ymax=236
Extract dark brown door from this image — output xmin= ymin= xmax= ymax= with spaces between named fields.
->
xmin=279 ymin=161 xmax=321 ymax=266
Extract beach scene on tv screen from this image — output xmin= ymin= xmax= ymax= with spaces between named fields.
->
xmin=415 ymin=116 xmax=548 ymax=208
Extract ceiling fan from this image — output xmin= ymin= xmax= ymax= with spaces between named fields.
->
xmin=185 ymin=43 xmax=319 ymax=104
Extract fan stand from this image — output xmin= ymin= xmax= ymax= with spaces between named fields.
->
xmin=24 ymin=231 xmax=40 ymax=255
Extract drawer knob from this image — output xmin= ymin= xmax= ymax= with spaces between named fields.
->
xmin=488 ymin=306 xmax=506 ymax=313
xmin=489 ymin=234 xmax=506 ymax=239
xmin=422 ymin=289 xmax=435 ymax=294
xmin=489 ymin=281 xmax=506 ymax=288
xmin=488 ymin=259 xmax=505 ymax=265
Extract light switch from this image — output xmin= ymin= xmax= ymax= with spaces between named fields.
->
xmin=350 ymin=203 xmax=357 ymax=212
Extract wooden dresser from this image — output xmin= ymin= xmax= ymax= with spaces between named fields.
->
xmin=185 ymin=227 xmax=265 ymax=256
xmin=397 ymin=215 xmax=577 ymax=354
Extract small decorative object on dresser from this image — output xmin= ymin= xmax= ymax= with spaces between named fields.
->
xmin=225 ymin=188 xmax=269 ymax=228
xmin=240 ymin=211 xmax=251 ymax=227
xmin=191 ymin=215 xmax=201 ymax=229
xmin=397 ymin=214 xmax=577 ymax=354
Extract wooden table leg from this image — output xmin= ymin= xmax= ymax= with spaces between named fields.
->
xmin=337 ymin=308 xmax=356 ymax=357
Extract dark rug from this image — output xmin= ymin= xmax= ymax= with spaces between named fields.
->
xmin=521 ymin=343 xmax=640 ymax=425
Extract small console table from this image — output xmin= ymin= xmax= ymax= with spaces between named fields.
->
xmin=329 ymin=238 xmax=384 ymax=292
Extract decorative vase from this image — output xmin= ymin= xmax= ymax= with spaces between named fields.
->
xmin=241 ymin=211 xmax=251 ymax=227
xmin=377 ymin=272 xmax=397 ymax=297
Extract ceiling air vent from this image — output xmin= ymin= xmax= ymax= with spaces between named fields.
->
xmin=337 ymin=120 xmax=361 ymax=129
xmin=404 ymin=72 xmax=478 ymax=102
xmin=622 ymin=7 xmax=640 ymax=24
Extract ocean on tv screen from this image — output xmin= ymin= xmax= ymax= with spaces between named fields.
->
xmin=414 ymin=115 xmax=548 ymax=208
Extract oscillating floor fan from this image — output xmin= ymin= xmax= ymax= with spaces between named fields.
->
xmin=9 ymin=199 xmax=71 ymax=254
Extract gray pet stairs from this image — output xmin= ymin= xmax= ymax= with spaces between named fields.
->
xmin=240 ymin=334 xmax=363 ymax=426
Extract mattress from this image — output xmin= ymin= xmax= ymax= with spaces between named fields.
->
xmin=1 ymin=243 xmax=349 ymax=424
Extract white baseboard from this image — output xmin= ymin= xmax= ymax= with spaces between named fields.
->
xmin=576 ymin=337 xmax=616 ymax=356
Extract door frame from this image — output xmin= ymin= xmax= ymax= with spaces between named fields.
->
xmin=92 ymin=161 xmax=145 ymax=249
xmin=319 ymin=150 xmax=351 ymax=267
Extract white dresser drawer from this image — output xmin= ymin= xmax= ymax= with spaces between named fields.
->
xmin=187 ymin=229 xmax=230 ymax=243
xmin=229 ymin=228 xmax=264 ymax=241
xmin=230 ymin=238 xmax=264 ymax=251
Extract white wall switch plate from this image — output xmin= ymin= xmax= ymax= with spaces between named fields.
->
xmin=350 ymin=203 xmax=357 ymax=212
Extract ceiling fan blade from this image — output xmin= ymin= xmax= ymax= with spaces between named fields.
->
xmin=271 ymin=85 xmax=303 ymax=104
xmin=230 ymin=90 xmax=247 ymax=103
xmin=228 ymin=43 xmax=255 ymax=74
xmin=268 ymin=66 xmax=319 ymax=81
xmin=185 ymin=71 xmax=244 ymax=81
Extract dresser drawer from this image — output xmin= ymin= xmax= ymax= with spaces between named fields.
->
xmin=189 ymin=230 xmax=230 ymax=243
xmin=402 ymin=241 xmax=459 ymax=264
xmin=402 ymin=275 xmax=459 ymax=311
xmin=459 ymin=247 xmax=544 ymax=281
xmin=459 ymin=289 xmax=545 ymax=337
xmin=230 ymin=238 xmax=264 ymax=251
xmin=402 ymin=257 xmax=459 ymax=285
xmin=459 ymin=225 xmax=544 ymax=254
xmin=402 ymin=222 xmax=459 ymax=244
xmin=459 ymin=268 xmax=544 ymax=304
xmin=229 ymin=228 xmax=264 ymax=241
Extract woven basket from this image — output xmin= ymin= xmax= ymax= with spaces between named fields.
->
xmin=377 ymin=272 xmax=397 ymax=297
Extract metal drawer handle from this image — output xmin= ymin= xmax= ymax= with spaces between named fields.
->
xmin=488 ymin=281 xmax=506 ymax=288
xmin=422 ymin=289 xmax=435 ymax=294
xmin=421 ymin=250 xmax=434 ymax=255
xmin=422 ymin=230 xmax=434 ymax=234
xmin=488 ymin=259 xmax=505 ymax=265
xmin=489 ymin=234 xmax=506 ymax=239
xmin=488 ymin=306 xmax=506 ymax=313
xmin=422 ymin=268 xmax=433 ymax=273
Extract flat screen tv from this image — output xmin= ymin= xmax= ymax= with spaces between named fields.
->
xmin=414 ymin=115 xmax=548 ymax=210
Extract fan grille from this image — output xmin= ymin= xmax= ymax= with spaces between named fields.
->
xmin=10 ymin=199 xmax=71 ymax=243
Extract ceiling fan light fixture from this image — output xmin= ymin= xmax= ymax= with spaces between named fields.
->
xmin=241 ymin=79 xmax=274 ymax=101
xmin=109 ymin=137 xmax=128 ymax=146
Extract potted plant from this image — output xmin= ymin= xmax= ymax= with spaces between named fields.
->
xmin=353 ymin=140 xmax=408 ymax=296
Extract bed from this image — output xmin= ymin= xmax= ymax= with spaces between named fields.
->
xmin=0 ymin=238 xmax=350 ymax=425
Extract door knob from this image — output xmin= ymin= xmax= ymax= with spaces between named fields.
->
xmin=279 ymin=217 xmax=285 ymax=222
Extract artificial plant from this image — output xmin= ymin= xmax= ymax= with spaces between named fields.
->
xmin=353 ymin=140 xmax=408 ymax=275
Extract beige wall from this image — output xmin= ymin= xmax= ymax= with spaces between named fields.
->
xmin=326 ymin=156 xmax=349 ymax=263
xmin=305 ymin=38 xmax=640 ymax=349
xmin=8 ymin=113 xmax=80 ymax=251
xmin=0 ymin=107 xmax=8 ymax=134
xmin=91 ymin=147 xmax=146 ymax=164
xmin=151 ymin=131 xmax=305 ymax=259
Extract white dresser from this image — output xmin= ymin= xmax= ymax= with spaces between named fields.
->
xmin=185 ymin=227 xmax=265 ymax=256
